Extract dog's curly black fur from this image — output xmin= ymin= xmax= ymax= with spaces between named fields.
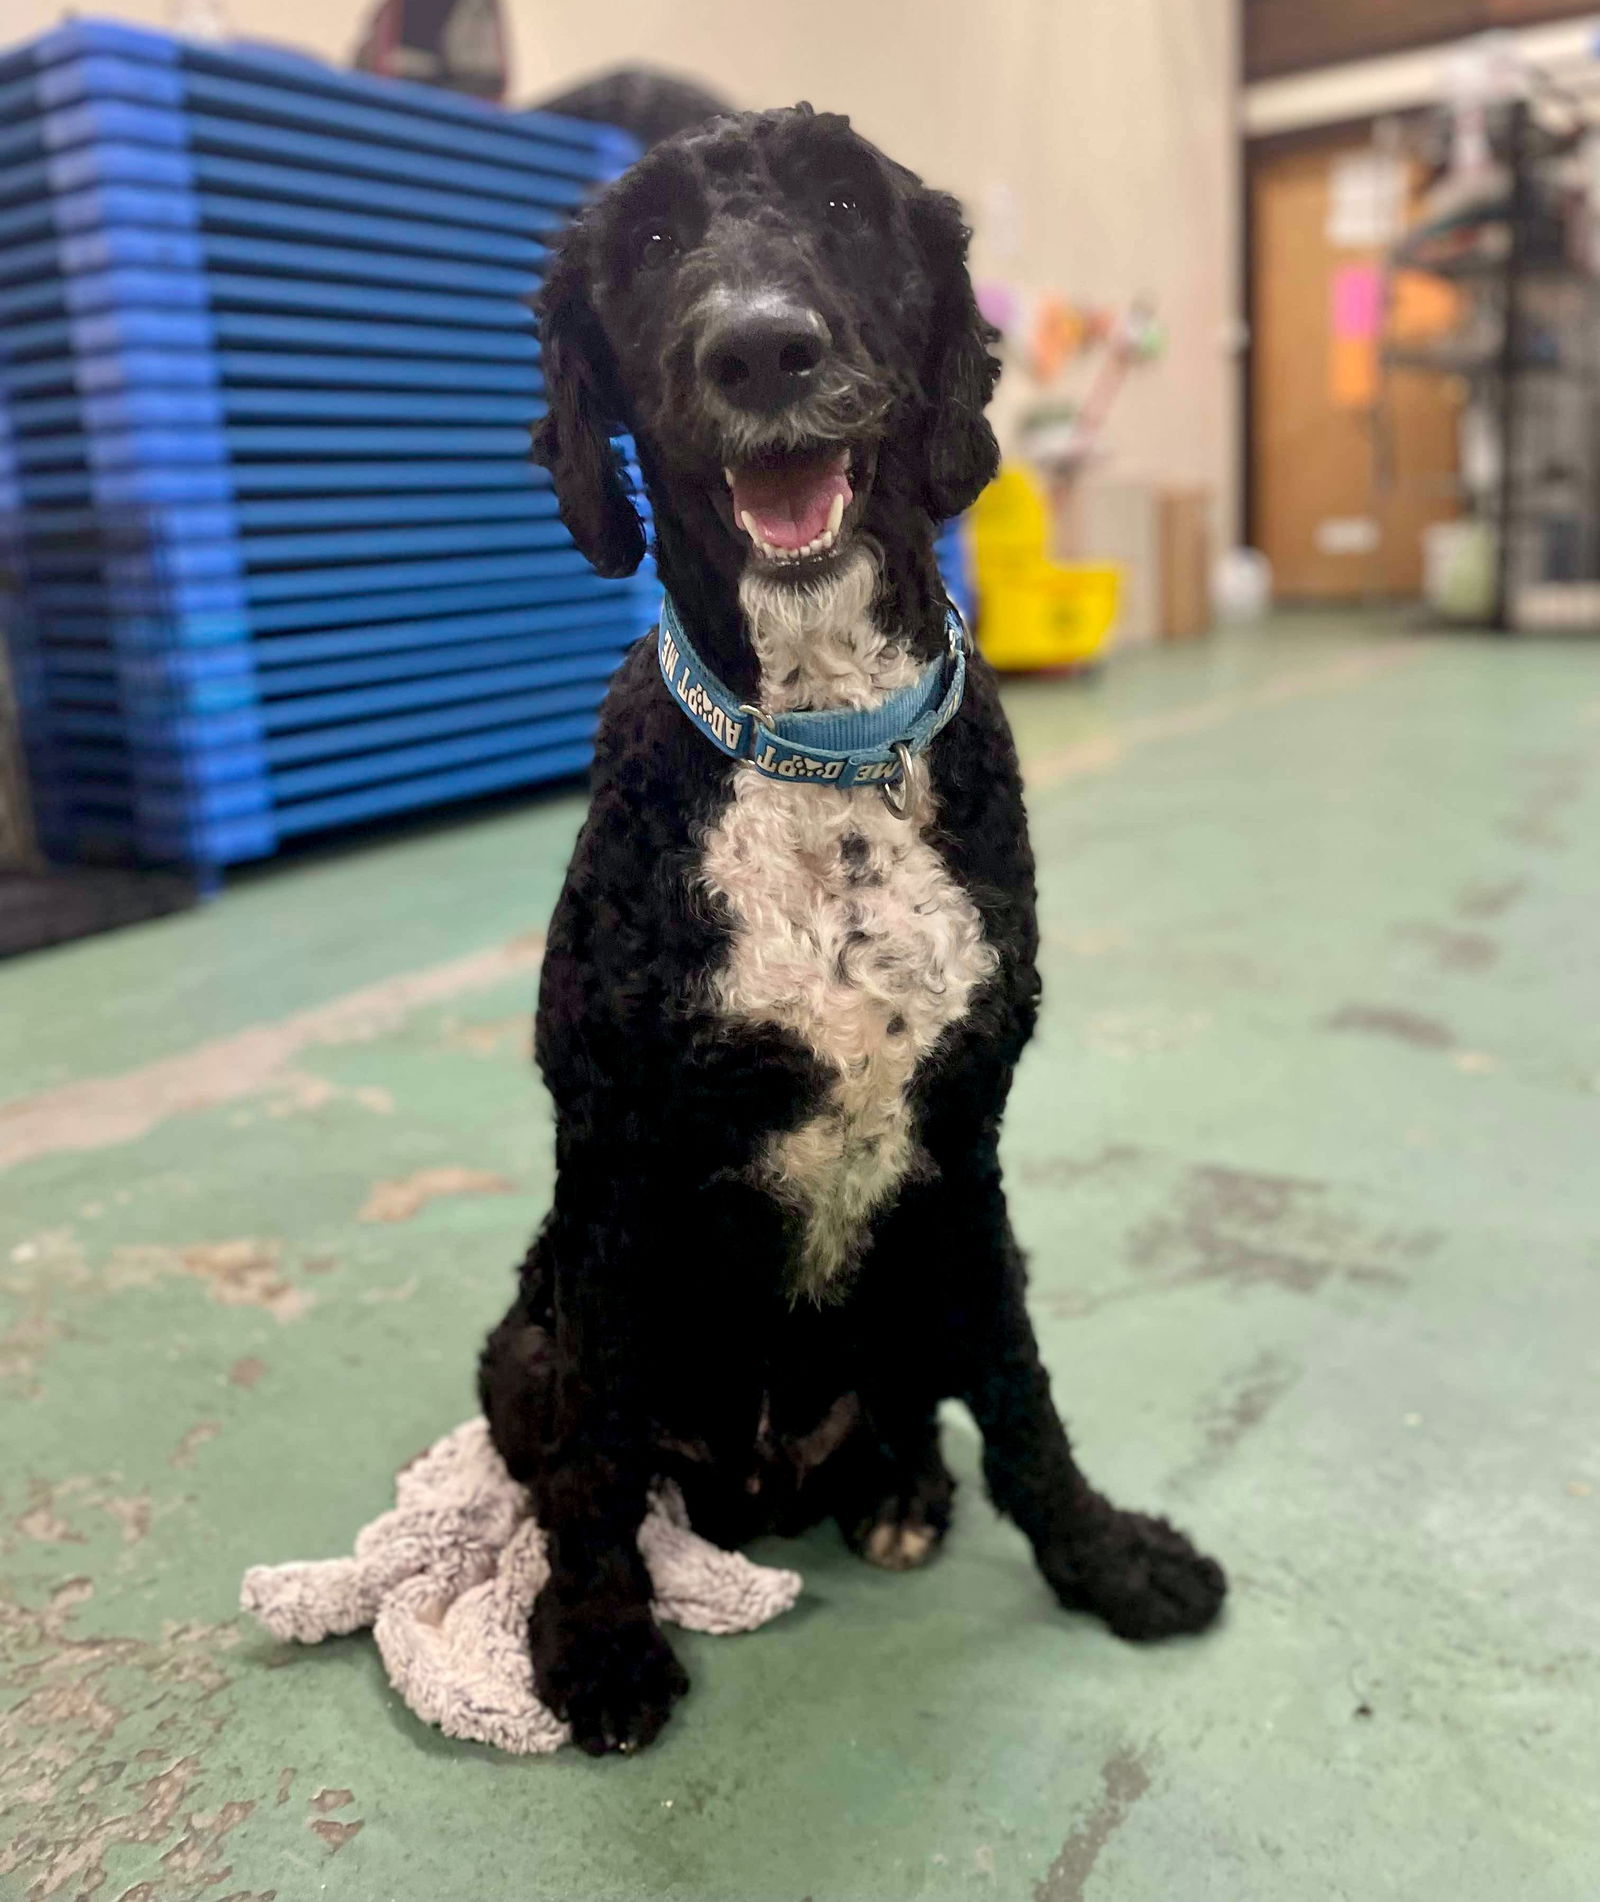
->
xmin=479 ymin=105 xmax=1225 ymax=1755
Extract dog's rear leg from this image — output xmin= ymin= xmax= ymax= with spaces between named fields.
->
xmin=834 ymin=1405 xmax=956 ymax=1571
xmin=480 ymin=1227 xmax=687 ymax=1756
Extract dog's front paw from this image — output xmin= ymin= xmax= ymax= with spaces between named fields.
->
xmin=529 ymin=1597 xmax=689 ymax=1756
xmin=1045 ymin=1509 xmax=1227 ymax=1641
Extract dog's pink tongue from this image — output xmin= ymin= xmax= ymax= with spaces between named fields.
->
xmin=731 ymin=451 xmax=851 ymax=550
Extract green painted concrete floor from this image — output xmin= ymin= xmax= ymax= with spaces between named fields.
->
xmin=3 ymin=612 xmax=1598 ymax=1902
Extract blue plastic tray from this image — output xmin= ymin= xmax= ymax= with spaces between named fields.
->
xmin=13 ymin=455 xmax=556 ymax=505
xmin=1 ymin=21 xmax=634 ymax=169
xmin=267 ymin=649 xmax=623 ymax=724
xmin=5 ymin=347 xmax=542 ymax=396
xmin=7 ymin=427 xmax=536 ymax=474
xmin=22 ymin=606 xmax=644 ymax=715
xmin=0 ymin=97 xmax=597 ymax=223
xmin=14 ymin=500 xmax=563 ymax=568
xmin=9 ymin=485 xmax=558 ymax=544
xmin=271 ymin=707 xmax=601 ymax=804
xmin=0 ymin=142 xmax=566 ymax=245
xmin=212 ymin=594 xmax=639 ymax=663
xmin=270 ymin=739 xmax=597 ymax=841
xmin=20 ymin=521 xmax=581 ymax=593
xmin=18 ymin=568 xmax=646 ymax=646
xmin=6 ymin=386 xmax=542 ymax=435
xmin=0 ymin=180 xmax=547 ymax=279
xmin=0 ymin=263 xmax=535 ymax=334
xmin=9 ymin=52 xmax=626 ymax=188
xmin=11 ymin=448 xmax=553 ymax=499
xmin=53 ymin=657 xmax=620 ymax=755
xmin=0 ymin=147 xmax=565 ymax=245
xmin=29 ymin=542 xmax=599 ymax=610
xmin=253 ymin=619 xmax=640 ymax=692
xmin=0 ymin=303 xmax=541 ymax=363
xmin=17 ymin=596 xmax=637 ymax=692
xmin=232 ymin=484 xmax=557 ymax=527
xmin=17 ymin=532 xmax=582 ymax=611
xmin=108 ymin=703 xmax=600 ymax=816
xmin=0 ymin=225 xmax=541 ymax=302
xmin=0 ymin=89 xmax=607 ymax=205
xmin=192 ymin=190 xmax=548 ymax=269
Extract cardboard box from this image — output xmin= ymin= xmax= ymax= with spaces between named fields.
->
xmin=1159 ymin=487 xmax=1213 ymax=641
xmin=1075 ymin=480 xmax=1160 ymax=647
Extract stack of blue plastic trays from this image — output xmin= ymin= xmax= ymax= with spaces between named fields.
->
xmin=0 ymin=18 xmax=648 ymax=878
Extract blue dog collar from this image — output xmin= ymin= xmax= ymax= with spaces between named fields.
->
xmin=657 ymin=593 xmax=967 ymax=801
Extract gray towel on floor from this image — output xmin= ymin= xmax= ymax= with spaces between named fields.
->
xmin=240 ymin=1416 xmax=803 ymax=1754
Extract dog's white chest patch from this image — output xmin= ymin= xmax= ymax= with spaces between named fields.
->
xmin=699 ymin=559 xmax=995 ymax=1290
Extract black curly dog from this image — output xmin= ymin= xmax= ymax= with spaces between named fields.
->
xmin=480 ymin=105 xmax=1225 ymax=1755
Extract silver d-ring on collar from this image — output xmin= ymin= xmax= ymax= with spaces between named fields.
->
xmin=880 ymin=741 xmax=915 ymax=817
xmin=737 ymin=704 xmax=772 ymax=759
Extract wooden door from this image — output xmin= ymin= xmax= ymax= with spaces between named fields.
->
xmin=1249 ymin=128 xmax=1461 ymax=599
xmin=1246 ymin=1 xmax=1598 ymax=83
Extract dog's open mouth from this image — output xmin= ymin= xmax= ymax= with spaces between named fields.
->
xmin=722 ymin=445 xmax=864 ymax=570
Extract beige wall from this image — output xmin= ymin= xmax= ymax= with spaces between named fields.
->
xmin=8 ymin=0 xmax=1240 ymax=529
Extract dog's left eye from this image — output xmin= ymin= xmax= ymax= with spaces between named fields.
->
xmin=824 ymin=193 xmax=862 ymax=222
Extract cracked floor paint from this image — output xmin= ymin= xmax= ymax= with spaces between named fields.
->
xmin=1032 ymin=1748 xmax=1153 ymax=1902
xmin=3 ymin=614 xmax=1598 ymax=1899
xmin=357 ymin=1166 xmax=518 ymax=1224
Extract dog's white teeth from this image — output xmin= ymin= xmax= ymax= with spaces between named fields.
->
xmin=826 ymin=492 xmax=845 ymax=537
xmin=741 ymin=513 xmax=843 ymax=563
xmin=724 ymin=467 xmax=736 ymax=489
xmin=745 ymin=518 xmax=795 ymax=563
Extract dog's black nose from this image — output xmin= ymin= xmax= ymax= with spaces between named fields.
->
xmin=699 ymin=303 xmax=830 ymax=414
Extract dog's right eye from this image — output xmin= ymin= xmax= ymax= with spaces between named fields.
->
xmin=637 ymin=229 xmax=679 ymax=269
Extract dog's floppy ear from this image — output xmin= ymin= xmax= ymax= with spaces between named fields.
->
xmin=531 ymin=226 xmax=647 ymax=578
xmin=910 ymin=187 xmax=1002 ymax=521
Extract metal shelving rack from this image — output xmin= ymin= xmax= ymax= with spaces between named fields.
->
xmin=1378 ymin=84 xmax=1600 ymax=633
